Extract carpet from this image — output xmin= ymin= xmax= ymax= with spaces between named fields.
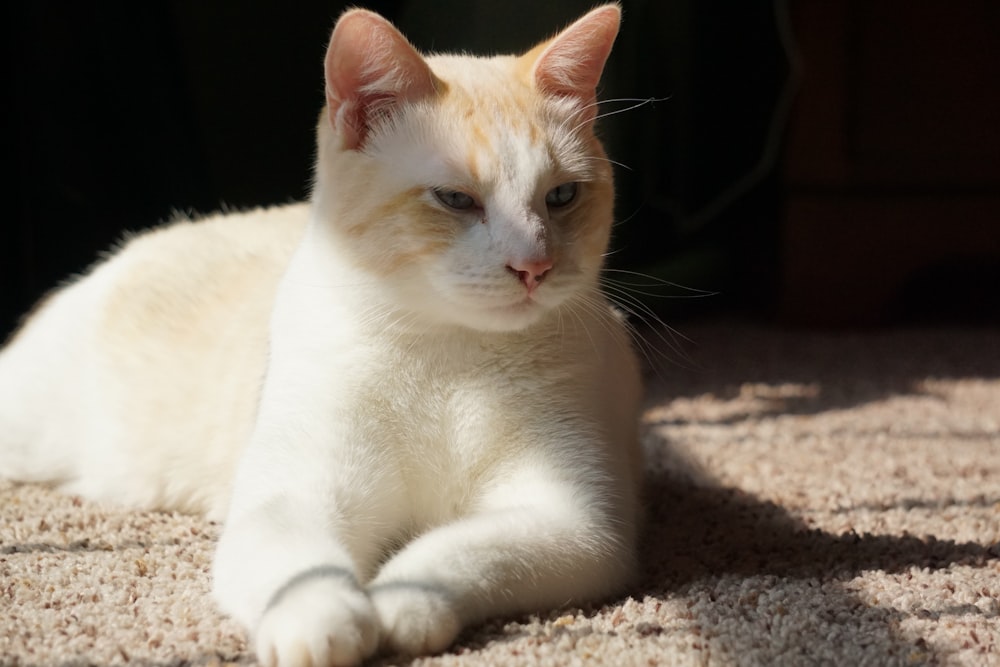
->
xmin=2 ymin=321 xmax=998 ymax=666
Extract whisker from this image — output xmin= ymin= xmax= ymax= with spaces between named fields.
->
xmin=592 ymin=97 xmax=671 ymax=123
xmin=581 ymin=154 xmax=634 ymax=172
xmin=606 ymin=201 xmax=648 ymax=230
xmin=556 ymin=95 xmax=670 ymax=139
xmin=568 ymin=293 xmax=631 ymax=359
xmin=563 ymin=303 xmax=600 ymax=359
xmin=603 ymin=282 xmax=719 ymax=301
xmin=573 ymin=290 xmax=668 ymax=373
xmin=602 ymin=269 xmax=718 ymax=296
xmin=601 ymin=281 xmax=700 ymax=346
xmin=571 ymin=96 xmax=671 ymax=134
xmin=595 ymin=283 xmax=703 ymax=373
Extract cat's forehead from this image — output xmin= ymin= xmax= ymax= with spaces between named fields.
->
xmin=428 ymin=55 xmax=532 ymax=108
xmin=411 ymin=54 xmax=594 ymax=187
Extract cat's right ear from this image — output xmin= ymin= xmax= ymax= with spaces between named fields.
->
xmin=324 ymin=10 xmax=440 ymax=151
xmin=522 ymin=4 xmax=621 ymax=125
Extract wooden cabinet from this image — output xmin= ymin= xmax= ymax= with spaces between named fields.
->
xmin=780 ymin=1 xmax=1000 ymax=325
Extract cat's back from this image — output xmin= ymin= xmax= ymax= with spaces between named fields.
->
xmin=5 ymin=203 xmax=308 ymax=348
xmin=0 ymin=203 xmax=308 ymax=516
xmin=98 ymin=203 xmax=308 ymax=348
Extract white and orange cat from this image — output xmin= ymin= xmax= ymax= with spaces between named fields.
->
xmin=0 ymin=5 xmax=641 ymax=666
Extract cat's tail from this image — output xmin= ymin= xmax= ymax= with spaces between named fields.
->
xmin=0 ymin=279 xmax=99 ymax=484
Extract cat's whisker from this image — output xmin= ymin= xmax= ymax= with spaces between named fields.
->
xmin=554 ymin=303 xmax=567 ymax=341
xmin=569 ymin=293 xmax=614 ymax=337
xmin=602 ymin=198 xmax=649 ymax=232
xmin=555 ymin=100 xmax=600 ymax=135
xmin=602 ymin=269 xmax=719 ymax=297
xmin=559 ymin=300 xmax=601 ymax=359
xmin=604 ymin=283 xmax=719 ymax=301
xmin=572 ymin=290 xmax=654 ymax=370
xmin=568 ymin=96 xmax=671 ymax=135
xmin=581 ymin=155 xmax=634 ymax=172
xmin=599 ymin=273 xmax=710 ymax=370
xmin=591 ymin=97 xmax=670 ymax=124
xmin=569 ymin=96 xmax=669 ymax=121
xmin=598 ymin=280 xmax=702 ymax=373
xmin=586 ymin=303 xmax=635 ymax=363
xmin=600 ymin=280 xmax=686 ymax=330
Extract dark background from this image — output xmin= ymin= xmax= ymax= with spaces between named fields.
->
xmin=4 ymin=1 xmax=1000 ymax=339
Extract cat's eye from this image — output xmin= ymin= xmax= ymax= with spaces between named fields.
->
xmin=433 ymin=188 xmax=477 ymax=211
xmin=545 ymin=182 xmax=578 ymax=208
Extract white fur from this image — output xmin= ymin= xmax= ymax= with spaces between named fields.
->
xmin=210 ymin=201 xmax=642 ymax=662
xmin=0 ymin=6 xmax=640 ymax=666
xmin=0 ymin=205 xmax=308 ymax=518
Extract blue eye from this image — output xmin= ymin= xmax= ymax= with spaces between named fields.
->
xmin=546 ymin=182 xmax=578 ymax=208
xmin=433 ymin=188 xmax=477 ymax=211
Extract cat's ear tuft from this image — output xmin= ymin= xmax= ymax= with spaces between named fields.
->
xmin=324 ymin=9 xmax=440 ymax=150
xmin=525 ymin=4 xmax=621 ymax=123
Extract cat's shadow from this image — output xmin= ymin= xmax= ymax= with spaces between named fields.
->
xmin=563 ymin=326 xmax=998 ymax=663
xmin=637 ymin=322 xmax=1000 ymax=421
xmin=377 ymin=325 xmax=1000 ymax=664
xmin=410 ymin=459 xmax=996 ymax=666
xmin=630 ymin=459 xmax=996 ymax=665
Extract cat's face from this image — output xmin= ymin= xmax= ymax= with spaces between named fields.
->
xmin=314 ymin=7 xmax=620 ymax=333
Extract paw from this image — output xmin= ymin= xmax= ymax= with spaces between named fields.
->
xmin=255 ymin=577 xmax=379 ymax=667
xmin=370 ymin=583 xmax=461 ymax=656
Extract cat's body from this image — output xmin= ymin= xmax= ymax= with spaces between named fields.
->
xmin=0 ymin=204 xmax=309 ymax=516
xmin=0 ymin=6 xmax=642 ymax=666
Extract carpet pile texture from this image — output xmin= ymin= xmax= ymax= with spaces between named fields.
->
xmin=2 ymin=322 xmax=998 ymax=666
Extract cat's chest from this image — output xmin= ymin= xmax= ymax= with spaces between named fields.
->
xmin=342 ymin=336 xmax=551 ymax=510
xmin=351 ymin=340 xmax=515 ymax=447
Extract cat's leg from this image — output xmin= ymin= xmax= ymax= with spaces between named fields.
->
xmin=212 ymin=442 xmax=403 ymax=667
xmin=214 ymin=504 xmax=377 ymax=667
xmin=368 ymin=464 xmax=637 ymax=656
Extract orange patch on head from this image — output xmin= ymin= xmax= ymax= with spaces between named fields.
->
xmin=527 ymin=120 xmax=544 ymax=146
xmin=341 ymin=186 xmax=456 ymax=276
xmin=568 ymin=178 xmax=615 ymax=265
xmin=434 ymin=75 xmax=544 ymax=187
xmin=464 ymin=120 xmax=494 ymax=182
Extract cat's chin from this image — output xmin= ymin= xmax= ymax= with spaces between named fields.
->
xmin=459 ymin=299 xmax=553 ymax=333
xmin=418 ymin=295 xmax=551 ymax=333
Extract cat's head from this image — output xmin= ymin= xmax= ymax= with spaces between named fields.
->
xmin=312 ymin=5 xmax=621 ymax=333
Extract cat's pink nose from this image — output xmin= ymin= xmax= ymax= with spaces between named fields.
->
xmin=506 ymin=258 xmax=553 ymax=291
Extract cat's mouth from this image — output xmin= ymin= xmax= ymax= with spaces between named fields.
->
xmin=460 ymin=294 xmax=548 ymax=332
xmin=500 ymin=294 xmax=541 ymax=311
xmin=491 ymin=294 xmax=551 ymax=320
xmin=433 ymin=280 xmax=560 ymax=331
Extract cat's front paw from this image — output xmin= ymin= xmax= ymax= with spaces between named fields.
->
xmin=255 ymin=576 xmax=379 ymax=667
xmin=370 ymin=583 xmax=461 ymax=656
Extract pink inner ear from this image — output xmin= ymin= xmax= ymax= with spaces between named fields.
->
xmin=532 ymin=5 xmax=621 ymax=115
xmin=324 ymin=9 xmax=438 ymax=150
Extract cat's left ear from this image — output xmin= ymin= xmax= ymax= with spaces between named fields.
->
xmin=523 ymin=4 xmax=621 ymax=123
xmin=324 ymin=9 xmax=440 ymax=150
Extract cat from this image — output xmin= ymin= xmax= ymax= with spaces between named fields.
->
xmin=0 ymin=5 xmax=641 ymax=666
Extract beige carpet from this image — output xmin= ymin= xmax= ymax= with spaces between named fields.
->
xmin=2 ymin=321 xmax=998 ymax=666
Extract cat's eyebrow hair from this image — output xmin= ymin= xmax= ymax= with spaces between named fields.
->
xmin=552 ymin=159 xmax=600 ymax=184
xmin=264 ymin=565 xmax=359 ymax=612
